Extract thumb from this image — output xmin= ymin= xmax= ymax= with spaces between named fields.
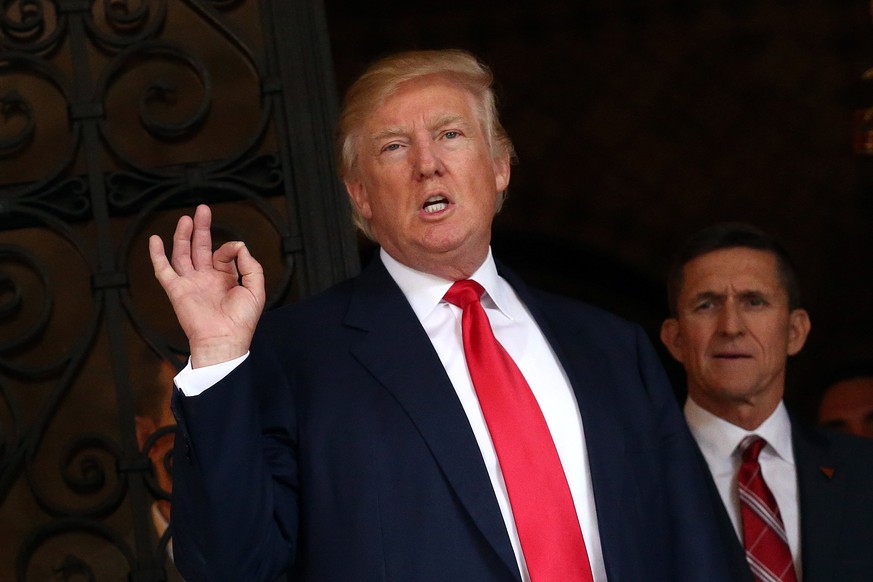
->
xmin=237 ymin=243 xmax=266 ymax=304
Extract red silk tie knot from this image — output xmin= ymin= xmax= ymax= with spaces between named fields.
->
xmin=741 ymin=435 xmax=767 ymax=465
xmin=443 ymin=279 xmax=484 ymax=310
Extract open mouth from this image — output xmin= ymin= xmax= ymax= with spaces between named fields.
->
xmin=422 ymin=195 xmax=449 ymax=214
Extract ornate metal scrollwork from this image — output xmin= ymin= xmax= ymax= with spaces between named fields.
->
xmin=0 ymin=52 xmax=80 ymax=204
xmin=0 ymin=88 xmax=34 ymax=156
xmin=0 ymin=2 xmax=354 ymax=579
xmin=85 ymin=0 xmax=168 ymax=51
xmin=16 ymin=517 xmax=136 ymax=581
xmin=0 ymin=243 xmax=52 ymax=354
xmin=0 ymin=0 xmax=65 ymax=54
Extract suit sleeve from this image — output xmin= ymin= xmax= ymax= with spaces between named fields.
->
xmin=170 ymin=325 xmax=298 ymax=582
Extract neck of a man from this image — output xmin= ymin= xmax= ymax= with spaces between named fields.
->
xmin=693 ymin=389 xmax=784 ymax=431
xmin=382 ymin=245 xmax=490 ymax=281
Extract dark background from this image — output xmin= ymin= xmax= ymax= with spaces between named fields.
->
xmin=1 ymin=2 xmax=871 ymax=576
xmin=324 ymin=0 xmax=873 ymax=421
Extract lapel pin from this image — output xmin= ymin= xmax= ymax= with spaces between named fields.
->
xmin=820 ymin=466 xmax=835 ymax=479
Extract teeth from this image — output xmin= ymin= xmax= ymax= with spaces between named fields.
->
xmin=424 ymin=202 xmax=447 ymax=213
xmin=423 ymin=195 xmax=448 ymax=213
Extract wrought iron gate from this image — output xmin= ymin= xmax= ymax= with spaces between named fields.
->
xmin=0 ymin=1 xmax=358 ymax=579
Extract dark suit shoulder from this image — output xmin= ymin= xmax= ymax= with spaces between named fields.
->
xmin=792 ymin=420 xmax=873 ymax=507
xmin=529 ymin=287 xmax=639 ymax=330
xmin=263 ymin=279 xmax=354 ymax=324
xmin=259 ymin=254 xmax=407 ymax=333
xmin=794 ymin=421 xmax=873 ymax=466
xmin=497 ymin=263 xmax=644 ymax=340
xmin=793 ymin=420 xmax=873 ymax=582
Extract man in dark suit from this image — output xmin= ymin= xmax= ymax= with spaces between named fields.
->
xmin=660 ymin=223 xmax=873 ymax=581
xmin=149 ymin=49 xmax=737 ymax=581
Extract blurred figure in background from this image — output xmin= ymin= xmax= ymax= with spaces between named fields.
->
xmin=133 ymin=353 xmax=180 ymax=572
xmin=45 ymin=347 xmax=184 ymax=581
xmin=818 ymin=364 xmax=873 ymax=439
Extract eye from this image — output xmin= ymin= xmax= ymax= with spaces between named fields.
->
xmin=694 ymin=300 xmax=714 ymax=312
xmin=381 ymin=142 xmax=403 ymax=152
xmin=443 ymin=130 xmax=461 ymax=139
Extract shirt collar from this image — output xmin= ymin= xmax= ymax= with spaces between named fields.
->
xmin=379 ymin=247 xmax=514 ymax=322
xmin=684 ymin=397 xmax=795 ymax=465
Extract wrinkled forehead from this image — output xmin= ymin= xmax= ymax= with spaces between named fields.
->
xmin=680 ymin=248 xmax=785 ymax=296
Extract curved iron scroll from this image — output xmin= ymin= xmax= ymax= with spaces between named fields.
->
xmin=0 ymin=1 xmax=357 ymax=579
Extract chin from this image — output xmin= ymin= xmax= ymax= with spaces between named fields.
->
xmin=417 ymin=231 xmax=468 ymax=254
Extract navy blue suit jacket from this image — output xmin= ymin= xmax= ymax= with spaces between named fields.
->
xmin=171 ymin=256 xmax=738 ymax=581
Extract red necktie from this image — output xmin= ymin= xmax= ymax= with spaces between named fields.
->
xmin=737 ymin=435 xmax=797 ymax=582
xmin=444 ymin=280 xmax=594 ymax=582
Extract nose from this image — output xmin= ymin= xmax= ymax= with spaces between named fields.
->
xmin=412 ymin=140 xmax=443 ymax=179
xmin=717 ymin=302 xmax=745 ymax=336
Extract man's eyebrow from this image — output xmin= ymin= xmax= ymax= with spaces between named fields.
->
xmin=691 ymin=291 xmax=723 ymax=302
xmin=369 ymin=126 xmax=407 ymax=142
xmin=367 ymin=115 xmax=472 ymax=143
xmin=430 ymin=114 xmax=467 ymax=129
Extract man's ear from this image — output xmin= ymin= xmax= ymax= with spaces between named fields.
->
xmin=787 ymin=308 xmax=811 ymax=356
xmin=660 ymin=318 xmax=685 ymax=363
xmin=345 ymin=179 xmax=372 ymax=220
xmin=493 ymin=153 xmax=510 ymax=194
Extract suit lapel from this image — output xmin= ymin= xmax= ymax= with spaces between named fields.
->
xmin=344 ymin=258 xmax=520 ymax=580
xmin=793 ymin=422 xmax=845 ymax=581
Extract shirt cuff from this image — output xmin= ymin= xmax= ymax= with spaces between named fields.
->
xmin=174 ymin=352 xmax=250 ymax=397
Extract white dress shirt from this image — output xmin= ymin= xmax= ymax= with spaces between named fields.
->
xmin=684 ymin=397 xmax=802 ymax=579
xmin=176 ymin=247 xmax=605 ymax=581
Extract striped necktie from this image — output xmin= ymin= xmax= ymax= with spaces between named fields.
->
xmin=737 ymin=435 xmax=797 ymax=582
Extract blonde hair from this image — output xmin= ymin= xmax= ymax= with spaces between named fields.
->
xmin=337 ymin=49 xmax=516 ymax=239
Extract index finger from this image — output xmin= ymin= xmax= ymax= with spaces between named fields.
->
xmin=148 ymin=234 xmax=178 ymax=287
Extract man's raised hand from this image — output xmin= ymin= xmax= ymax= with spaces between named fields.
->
xmin=149 ymin=205 xmax=266 ymax=368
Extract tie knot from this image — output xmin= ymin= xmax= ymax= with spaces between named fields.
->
xmin=444 ymin=279 xmax=485 ymax=309
xmin=739 ymin=435 xmax=767 ymax=463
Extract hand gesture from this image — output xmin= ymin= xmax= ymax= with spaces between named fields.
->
xmin=149 ymin=205 xmax=266 ymax=368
